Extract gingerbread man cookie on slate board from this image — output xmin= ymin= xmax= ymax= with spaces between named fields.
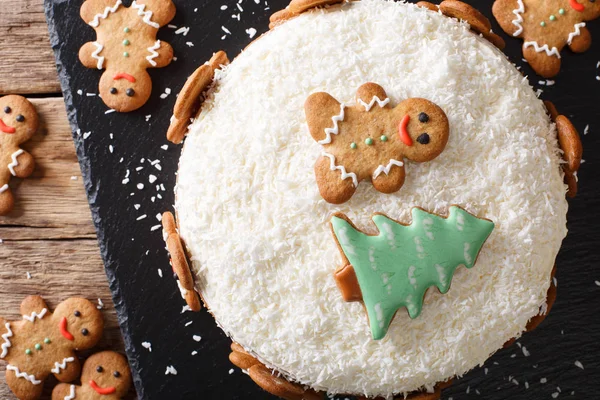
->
xmin=493 ymin=0 xmax=600 ymax=77
xmin=79 ymin=0 xmax=176 ymax=112
xmin=0 ymin=296 xmax=103 ymax=400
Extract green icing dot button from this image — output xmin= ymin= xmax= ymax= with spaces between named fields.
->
xmin=549 ymin=15 xmax=556 ymax=21
xmin=380 ymin=135 xmax=388 ymax=142
xmin=124 ymin=27 xmax=131 ymax=33
xmin=25 ymin=349 xmax=32 ymax=355
xmin=123 ymin=52 xmax=129 ymax=58
xmin=350 ymin=142 xmax=357 ymax=149
xmin=34 ymin=344 xmax=42 ymax=351
xmin=559 ymin=8 xmax=565 ymax=15
xmin=123 ymin=39 xmax=130 ymax=46
xmin=365 ymin=138 xmax=373 ymax=146
xmin=44 ymin=338 xmax=51 ymax=344
xmin=540 ymin=21 xmax=546 ymax=27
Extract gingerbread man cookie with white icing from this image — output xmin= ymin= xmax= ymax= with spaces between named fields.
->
xmin=52 ymin=351 xmax=132 ymax=400
xmin=79 ymin=0 xmax=176 ymax=112
xmin=305 ymin=83 xmax=450 ymax=204
xmin=0 ymin=296 xmax=104 ymax=400
xmin=0 ymin=95 xmax=37 ymax=216
xmin=493 ymin=0 xmax=600 ymax=77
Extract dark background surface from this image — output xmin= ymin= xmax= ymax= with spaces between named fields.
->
xmin=44 ymin=0 xmax=600 ymax=398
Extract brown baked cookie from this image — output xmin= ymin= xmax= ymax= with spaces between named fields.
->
xmin=305 ymin=82 xmax=449 ymax=204
xmin=544 ymin=101 xmax=582 ymax=197
xmin=269 ymin=0 xmax=344 ymax=29
xmin=0 ymin=95 xmax=38 ymax=216
xmin=418 ymin=1 xmax=506 ymax=50
xmin=162 ymin=212 xmax=202 ymax=311
xmin=51 ymin=351 xmax=132 ymax=400
xmin=0 ymin=296 xmax=103 ymax=400
xmin=79 ymin=0 xmax=176 ymax=112
xmin=493 ymin=0 xmax=600 ymax=77
xmin=166 ymin=51 xmax=229 ymax=144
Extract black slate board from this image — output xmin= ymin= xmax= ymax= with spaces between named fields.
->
xmin=43 ymin=0 xmax=600 ymax=398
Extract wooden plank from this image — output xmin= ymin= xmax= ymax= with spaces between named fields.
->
xmin=0 ymin=96 xmax=125 ymax=398
xmin=0 ymin=98 xmax=96 ymax=240
xmin=0 ymin=0 xmax=61 ymax=94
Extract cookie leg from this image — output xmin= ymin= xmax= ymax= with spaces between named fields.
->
xmin=53 ymin=356 xmax=81 ymax=383
xmin=5 ymin=368 xmax=43 ymax=400
xmin=523 ymin=45 xmax=561 ymax=78
xmin=0 ymin=186 xmax=15 ymax=216
xmin=314 ymin=155 xmax=357 ymax=204
xmin=52 ymin=383 xmax=76 ymax=400
xmin=372 ymin=164 xmax=406 ymax=194
xmin=568 ymin=27 xmax=592 ymax=53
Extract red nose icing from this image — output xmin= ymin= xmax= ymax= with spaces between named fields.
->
xmin=569 ymin=0 xmax=585 ymax=11
xmin=113 ymin=72 xmax=136 ymax=83
xmin=90 ymin=380 xmax=116 ymax=395
xmin=0 ymin=119 xmax=15 ymax=134
xmin=398 ymin=115 xmax=413 ymax=146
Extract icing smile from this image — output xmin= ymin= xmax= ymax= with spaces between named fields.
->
xmin=89 ymin=380 xmax=116 ymax=395
xmin=113 ymin=72 xmax=136 ymax=83
xmin=0 ymin=119 xmax=15 ymax=134
xmin=59 ymin=317 xmax=74 ymax=341
xmin=569 ymin=0 xmax=585 ymax=11
xmin=398 ymin=115 xmax=413 ymax=146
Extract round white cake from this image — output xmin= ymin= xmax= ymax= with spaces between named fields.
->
xmin=175 ymin=0 xmax=568 ymax=397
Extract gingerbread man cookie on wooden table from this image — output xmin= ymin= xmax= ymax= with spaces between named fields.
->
xmin=79 ymin=0 xmax=176 ymax=112
xmin=305 ymin=83 xmax=450 ymax=204
xmin=0 ymin=95 xmax=37 ymax=216
xmin=0 ymin=296 xmax=104 ymax=400
xmin=52 ymin=351 xmax=132 ymax=400
xmin=493 ymin=0 xmax=600 ymax=77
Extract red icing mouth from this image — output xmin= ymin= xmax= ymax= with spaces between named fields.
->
xmin=113 ymin=73 xmax=136 ymax=83
xmin=59 ymin=317 xmax=74 ymax=341
xmin=569 ymin=0 xmax=585 ymax=11
xmin=89 ymin=380 xmax=116 ymax=395
xmin=0 ymin=119 xmax=15 ymax=134
xmin=398 ymin=115 xmax=413 ymax=146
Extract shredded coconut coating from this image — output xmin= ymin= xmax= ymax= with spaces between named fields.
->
xmin=175 ymin=1 xmax=568 ymax=397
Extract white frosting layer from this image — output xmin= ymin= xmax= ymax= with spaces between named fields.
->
xmin=176 ymin=1 xmax=568 ymax=397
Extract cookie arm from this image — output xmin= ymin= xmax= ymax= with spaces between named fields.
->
xmin=134 ymin=0 xmax=176 ymax=27
xmin=20 ymin=295 xmax=49 ymax=317
xmin=10 ymin=150 xmax=34 ymax=179
xmin=147 ymin=40 xmax=174 ymax=69
xmin=568 ymin=26 xmax=592 ymax=53
xmin=79 ymin=42 xmax=103 ymax=70
xmin=5 ymin=368 xmax=44 ymax=400
xmin=51 ymin=383 xmax=76 ymax=400
xmin=52 ymin=355 xmax=81 ymax=383
xmin=80 ymin=0 xmax=121 ymax=25
xmin=304 ymin=92 xmax=343 ymax=143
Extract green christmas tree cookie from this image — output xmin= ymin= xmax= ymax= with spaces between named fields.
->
xmin=331 ymin=206 xmax=494 ymax=340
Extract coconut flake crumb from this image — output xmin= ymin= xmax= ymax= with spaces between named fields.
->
xmin=26 ymin=272 xmax=32 ymax=279
xmin=165 ymin=365 xmax=177 ymax=375
xmin=158 ymin=268 xmax=163 ymax=278
xmin=246 ymin=27 xmax=257 ymax=38
xmin=97 ymin=298 xmax=104 ymax=309
xmin=175 ymin=26 xmax=190 ymax=36
xmin=229 ymin=368 xmax=234 ymax=374
xmin=574 ymin=360 xmax=584 ymax=369
xmin=142 ymin=342 xmax=152 ymax=352
xmin=193 ymin=335 xmax=202 ymax=342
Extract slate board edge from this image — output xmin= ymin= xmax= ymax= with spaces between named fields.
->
xmin=43 ymin=1 xmax=147 ymax=398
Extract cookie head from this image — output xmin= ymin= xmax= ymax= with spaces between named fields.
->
xmin=393 ymin=98 xmax=449 ymax=162
xmin=54 ymin=298 xmax=104 ymax=349
xmin=82 ymin=351 xmax=132 ymax=397
xmin=0 ymin=95 xmax=39 ymax=145
xmin=99 ymin=70 xmax=152 ymax=112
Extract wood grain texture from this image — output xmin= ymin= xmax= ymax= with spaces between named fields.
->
xmin=0 ymin=0 xmax=60 ymax=94
xmin=0 ymin=98 xmax=125 ymax=399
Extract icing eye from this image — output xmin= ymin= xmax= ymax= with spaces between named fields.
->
xmin=81 ymin=328 xmax=89 ymax=336
xmin=96 ymin=365 xmax=104 ymax=373
xmin=110 ymin=87 xmax=118 ymax=95
xmin=113 ymin=371 xmax=121 ymax=378
xmin=74 ymin=310 xmax=81 ymax=317
xmin=16 ymin=115 xmax=24 ymax=123
xmin=126 ymin=88 xmax=135 ymax=97
xmin=4 ymin=106 xmax=11 ymax=114
xmin=417 ymin=133 xmax=430 ymax=144
xmin=418 ymin=112 xmax=429 ymax=123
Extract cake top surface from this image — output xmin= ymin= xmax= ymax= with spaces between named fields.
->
xmin=175 ymin=0 xmax=567 ymax=396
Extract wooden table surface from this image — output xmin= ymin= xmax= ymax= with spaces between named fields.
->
xmin=0 ymin=0 xmax=125 ymax=398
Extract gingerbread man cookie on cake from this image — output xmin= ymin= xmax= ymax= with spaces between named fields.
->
xmin=52 ymin=351 xmax=132 ymax=400
xmin=0 ymin=296 xmax=103 ymax=400
xmin=79 ymin=0 xmax=176 ymax=112
xmin=305 ymin=83 xmax=449 ymax=204
xmin=0 ymin=95 xmax=37 ymax=216
xmin=493 ymin=0 xmax=600 ymax=77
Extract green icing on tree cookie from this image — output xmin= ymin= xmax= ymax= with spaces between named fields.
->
xmin=330 ymin=206 xmax=494 ymax=340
